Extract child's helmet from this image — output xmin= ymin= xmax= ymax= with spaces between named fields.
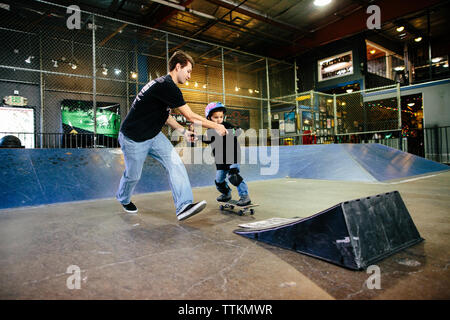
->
xmin=205 ymin=101 xmax=226 ymax=119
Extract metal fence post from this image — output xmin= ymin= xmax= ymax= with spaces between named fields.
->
xmin=266 ymin=58 xmax=271 ymax=133
xmin=397 ymin=82 xmax=402 ymax=150
xmin=333 ymin=93 xmax=338 ymax=137
xmin=92 ymin=14 xmax=97 ymax=148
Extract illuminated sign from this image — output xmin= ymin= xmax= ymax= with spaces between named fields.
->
xmin=318 ymin=51 xmax=353 ymax=82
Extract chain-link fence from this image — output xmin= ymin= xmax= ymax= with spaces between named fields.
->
xmin=0 ymin=1 xmax=295 ymax=149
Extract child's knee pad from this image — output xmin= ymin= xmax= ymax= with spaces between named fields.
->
xmin=215 ymin=180 xmax=231 ymax=194
xmin=227 ymin=168 xmax=243 ymax=186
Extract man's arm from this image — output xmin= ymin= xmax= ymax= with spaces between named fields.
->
xmin=177 ymin=104 xmax=228 ymax=136
xmin=165 ymin=115 xmax=196 ymax=142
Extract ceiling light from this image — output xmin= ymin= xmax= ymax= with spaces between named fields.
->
xmin=52 ymin=59 xmax=58 ymax=68
xmin=114 ymin=68 xmax=121 ymax=75
xmin=131 ymin=72 xmax=137 ymax=79
xmin=314 ymin=0 xmax=331 ymax=6
xmin=346 ymin=89 xmax=353 ymax=93
xmin=431 ymin=57 xmax=442 ymax=63
xmin=444 ymin=63 xmax=449 ymax=68
xmin=25 ymin=56 xmax=34 ymax=64
xmin=70 ymin=63 xmax=77 ymax=70
xmin=235 ymin=87 xmax=239 ymax=92
xmin=396 ymin=26 xmax=405 ymax=32
xmin=102 ymin=68 xmax=108 ymax=76
xmin=370 ymin=49 xmax=376 ymax=54
xmin=194 ymin=82 xmax=198 ymax=87
xmin=202 ymin=84 xmax=207 ymax=89
xmin=407 ymin=103 xmax=415 ymax=107
xmin=414 ymin=37 xmax=422 ymax=42
xmin=185 ymin=81 xmax=189 ymax=85
xmin=249 ymin=89 xmax=253 ymax=94
xmin=394 ymin=66 xmax=405 ymax=71
xmin=254 ymin=89 xmax=259 ymax=94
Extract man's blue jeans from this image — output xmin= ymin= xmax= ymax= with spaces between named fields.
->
xmin=215 ymin=164 xmax=249 ymax=197
xmin=116 ymin=131 xmax=193 ymax=214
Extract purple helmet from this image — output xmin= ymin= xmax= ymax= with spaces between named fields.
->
xmin=205 ymin=101 xmax=226 ymax=119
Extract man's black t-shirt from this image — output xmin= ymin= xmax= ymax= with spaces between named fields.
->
xmin=120 ymin=74 xmax=185 ymax=142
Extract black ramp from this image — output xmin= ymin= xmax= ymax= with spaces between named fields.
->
xmin=234 ymin=191 xmax=423 ymax=270
xmin=342 ymin=191 xmax=424 ymax=269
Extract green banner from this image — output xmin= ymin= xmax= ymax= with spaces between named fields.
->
xmin=61 ymin=100 xmax=121 ymax=138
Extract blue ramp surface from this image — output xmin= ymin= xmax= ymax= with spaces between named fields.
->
xmin=1 ymin=144 xmax=448 ymax=210
xmin=341 ymin=144 xmax=449 ymax=181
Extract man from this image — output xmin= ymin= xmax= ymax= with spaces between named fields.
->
xmin=116 ymin=50 xmax=227 ymax=221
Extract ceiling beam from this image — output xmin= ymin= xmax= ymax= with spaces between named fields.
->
xmin=271 ymin=0 xmax=445 ymax=59
xmin=205 ymin=0 xmax=307 ymax=34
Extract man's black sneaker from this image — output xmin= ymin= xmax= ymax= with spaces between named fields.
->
xmin=122 ymin=202 xmax=138 ymax=214
xmin=177 ymin=200 xmax=207 ymax=221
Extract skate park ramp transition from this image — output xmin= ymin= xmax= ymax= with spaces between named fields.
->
xmin=1 ymin=143 xmax=448 ymax=210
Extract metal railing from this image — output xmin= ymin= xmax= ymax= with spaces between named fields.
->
xmin=0 ymin=132 xmax=119 ymax=148
xmin=424 ymin=126 xmax=450 ymax=164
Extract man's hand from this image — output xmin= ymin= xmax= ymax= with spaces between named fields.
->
xmin=184 ymin=129 xmax=197 ymax=143
xmin=215 ymin=123 xmax=228 ymax=136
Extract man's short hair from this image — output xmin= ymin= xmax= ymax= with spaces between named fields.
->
xmin=168 ymin=50 xmax=195 ymax=71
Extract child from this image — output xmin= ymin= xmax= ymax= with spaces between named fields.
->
xmin=203 ymin=101 xmax=251 ymax=206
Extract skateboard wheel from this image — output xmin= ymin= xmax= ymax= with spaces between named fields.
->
xmin=250 ymin=209 xmax=254 ymax=215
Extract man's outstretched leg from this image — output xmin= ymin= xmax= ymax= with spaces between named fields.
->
xmin=149 ymin=132 xmax=206 ymax=221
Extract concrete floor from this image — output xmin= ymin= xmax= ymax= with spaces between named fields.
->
xmin=0 ymin=171 xmax=449 ymax=300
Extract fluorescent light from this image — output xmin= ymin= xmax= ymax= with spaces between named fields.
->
xmin=432 ymin=57 xmax=442 ymax=63
xmin=394 ymin=66 xmax=405 ymax=71
xmin=314 ymin=0 xmax=331 ymax=6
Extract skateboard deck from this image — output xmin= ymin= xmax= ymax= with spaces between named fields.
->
xmin=218 ymin=199 xmax=259 ymax=216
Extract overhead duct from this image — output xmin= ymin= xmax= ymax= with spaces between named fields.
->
xmin=150 ymin=0 xmax=217 ymax=20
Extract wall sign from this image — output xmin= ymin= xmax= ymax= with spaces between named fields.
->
xmin=318 ymin=51 xmax=353 ymax=82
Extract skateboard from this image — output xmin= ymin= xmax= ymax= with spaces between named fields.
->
xmin=218 ymin=199 xmax=259 ymax=216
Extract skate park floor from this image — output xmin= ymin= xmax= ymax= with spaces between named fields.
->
xmin=1 ymin=171 xmax=449 ymax=300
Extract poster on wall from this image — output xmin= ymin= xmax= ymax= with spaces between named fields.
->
xmin=318 ymin=51 xmax=353 ymax=82
xmin=61 ymin=100 xmax=121 ymax=136
xmin=224 ymin=108 xmax=250 ymax=130
xmin=61 ymin=100 xmax=121 ymax=147
xmin=284 ymin=112 xmax=296 ymax=133
xmin=279 ymin=119 xmax=285 ymax=135
xmin=0 ymin=106 xmax=34 ymax=148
